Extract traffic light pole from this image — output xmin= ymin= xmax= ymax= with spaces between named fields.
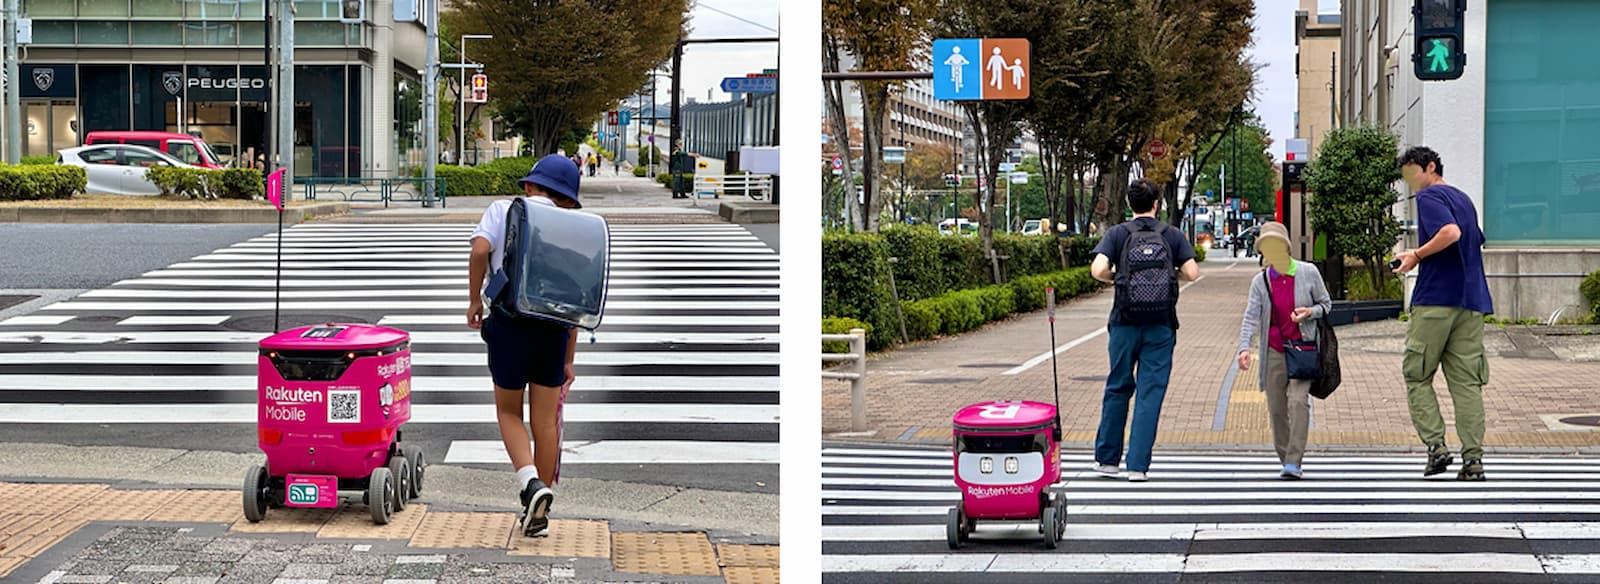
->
xmin=668 ymin=36 xmax=778 ymax=198
xmin=4 ymin=0 xmax=22 ymax=163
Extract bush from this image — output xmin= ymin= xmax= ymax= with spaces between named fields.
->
xmin=821 ymin=232 xmax=898 ymax=349
xmin=434 ymin=164 xmax=515 ymax=196
xmin=901 ymin=301 xmax=941 ymax=340
xmin=480 ymin=156 xmax=537 ymax=190
xmin=20 ymin=155 xmax=55 ymax=165
xmin=144 ymin=166 xmax=210 ymax=198
xmin=822 ymin=317 xmax=872 ymax=353
xmin=633 ymin=165 xmax=649 ymax=177
xmin=1194 ymin=244 xmax=1207 ymax=263
xmin=0 ymin=164 xmax=86 ymax=200
xmin=1345 ymin=266 xmax=1402 ymax=301
xmin=1581 ymin=270 xmax=1600 ymax=324
xmin=656 ymin=172 xmax=693 ymax=187
xmin=213 ymin=168 xmax=264 ymax=200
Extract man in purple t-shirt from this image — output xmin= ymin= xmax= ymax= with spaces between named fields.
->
xmin=1392 ymin=146 xmax=1494 ymax=482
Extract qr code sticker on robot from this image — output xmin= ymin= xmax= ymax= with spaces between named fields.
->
xmin=328 ymin=390 xmax=361 ymax=423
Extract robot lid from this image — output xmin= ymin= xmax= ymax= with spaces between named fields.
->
xmin=952 ymin=400 xmax=1058 ymax=431
xmin=259 ymin=323 xmax=410 ymax=352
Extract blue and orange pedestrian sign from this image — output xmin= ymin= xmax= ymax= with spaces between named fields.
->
xmin=932 ymin=38 xmax=1031 ymax=101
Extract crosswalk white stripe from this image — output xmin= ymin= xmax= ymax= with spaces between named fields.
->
xmin=0 ymin=315 xmax=74 ymax=326
xmin=378 ymin=314 xmax=777 ymax=326
xmin=189 ymin=253 xmax=776 ymax=262
xmin=140 ymin=269 xmax=778 ymax=278
xmin=116 ymin=316 xmax=232 ymax=326
xmin=106 ymin=278 xmax=778 ymax=288
xmin=443 ymin=440 xmax=778 ymax=464
xmin=822 ymin=489 xmax=1600 ymax=502
xmin=823 ymin=476 xmax=1600 ymax=491
xmin=0 ymin=350 xmax=778 ymax=366
xmin=822 ymin=503 xmax=1600 ymax=516
xmin=0 ymin=403 xmax=778 ymax=424
xmin=823 ymin=474 xmax=1600 ymax=487
xmin=79 ymin=288 xmax=779 ymax=299
xmin=823 ymin=448 xmax=1600 ymax=465
xmin=1542 ymin=555 xmax=1600 ymax=573
xmin=1183 ymin=553 xmax=1547 ymax=574
xmin=40 ymin=300 xmax=779 ymax=311
xmin=821 ymin=554 xmax=1188 ymax=573
xmin=0 ymin=331 xmax=778 ymax=345
xmin=821 ymin=459 xmax=1600 ymax=472
xmin=165 ymin=261 xmax=777 ymax=269
xmin=822 ymin=523 xmax=1600 ymax=543
xmin=0 ymin=374 xmax=776 ymax=392
xmin=823 ymin=524 xmax=1200 ymax=542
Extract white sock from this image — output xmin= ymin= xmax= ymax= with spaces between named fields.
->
xmin=516 ymin=465 xmax=539 ymax=490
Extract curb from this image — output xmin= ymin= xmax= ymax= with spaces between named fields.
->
xmin=0 ymin=203 xmax=349 ymax=224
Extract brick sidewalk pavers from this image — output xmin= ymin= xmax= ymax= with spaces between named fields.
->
xmin=824 ymin=257 xmax=1600 ymax=452
xmin=0 ymin=482 xmax=777 ymax=583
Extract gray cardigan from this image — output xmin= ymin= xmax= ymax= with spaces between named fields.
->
xmin=1237 ymin=260 xmax=1333 ymax=389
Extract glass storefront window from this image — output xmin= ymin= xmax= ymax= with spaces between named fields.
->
xmin=186 ymin=21 xmax=238 ymax=45
xmin=78 ymin=21 xmax=129 ymax=45
xmin=78 ymin=0 xmax=128 ymax=17
xmin=297 ymin=21 xmax=344 ymax=45
xmin=239 ymin=21 xmax=264 ymax=45
xmin=1484 ymin=0 xmax=1600 ymax=244
xmin=238 ymin=0 xmax=263 ymax=18
xmin=131 ymin=0 xmax=182 ymax=17
xmin=292 ymin=0 xmax=336 ymax=18
xmin=132 ymin=21 xmax=182 ymax=44
xmin=30 ymin=21 xmax=76 ymax=44
xmin=187 ymin=0 xmax=242 ymax=19
xmin=23 ymin=0 xmax=75 ymax=17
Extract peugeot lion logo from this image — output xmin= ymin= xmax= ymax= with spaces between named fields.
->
xmin=32 ymin=69 xmax=52 ymax=92
xmin=162 ymin=71 xmax=182 ymax=96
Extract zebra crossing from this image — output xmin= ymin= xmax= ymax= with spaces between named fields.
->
xmin=822 ymin=443 xmax=1600 ymax=583
xmin=0 ymin=223 xmax=778 ymax=470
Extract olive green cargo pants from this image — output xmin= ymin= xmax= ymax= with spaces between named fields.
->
xmin=1403 ymin=305 xmax=1490 ymax=460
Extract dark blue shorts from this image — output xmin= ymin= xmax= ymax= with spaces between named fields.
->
xmin=480 ymin=310 xmax=573 ymax=390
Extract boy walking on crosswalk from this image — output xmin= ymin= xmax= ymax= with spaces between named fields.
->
xmin=466 ymin=154 xmax=584 ymax=536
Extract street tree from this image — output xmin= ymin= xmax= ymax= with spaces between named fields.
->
xmin=449 ymin=0 xmax=688 ymax=155
xmin=824 ymin=0 xmax=936 ymax=232
xmin=1303 ymin=124 xmax=1405 ymax=296
xmin=1192 ymin=110 xmax=1278 ymax=222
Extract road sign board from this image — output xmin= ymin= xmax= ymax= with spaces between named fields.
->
xmin=1242 ymin=212 xmax=1254 ymax=220
xmin=998 ymin=162 xmax=1017 ymax=172
xmin=978 ymin=174 xmax=987 ymax=190
xmin=619 ymin=110 xmax=631 ymax=126
xmin=606 ymin=111 xmax=618 ymax=125
xmin=883 ymin=147 xmax=906 ymax=164
xmin=1009 ymin=172 xmax=1029 ymax=185
xmin=944 ymin=174 xmax=960 ymax=187
xmin=721 ymin=76 xmax=777 ymax=94
xmin=697 ymin=159 xmax=709 ymax=170
xmin=831 ymin=156 xmax=843 ymax=170
xmin=1148 ymin=139 xmax=1168 ymax=159
xmin=932 ymin=38 xmax=1031 ymax=101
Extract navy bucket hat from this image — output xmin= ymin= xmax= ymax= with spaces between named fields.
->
xmin=518 ymin=154 xmax=582 ymax=208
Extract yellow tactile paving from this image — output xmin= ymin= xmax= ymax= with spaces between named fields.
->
xmin=723 ymin=566 xmax=781 ymax=584
xmin=229 ymin=506 xmax=336 ymax=533
xmin=147 ymin=490 xmax=245 ymax=524
xmin=317 ymin=503 xmax=427 ymax=540
xmin=408 ymin=512 xmax=515 ymax=549
xmin=0 ymin=514 xmax=52 ymax=536
xmin=0 ymin=517 xmax=87 ymax=559
xmin=912 ymin=427 xmax=949 ymax=440
xmin=508 ymin=519 xmax=610 ymax=558
xmin=0 ymin=555 xmax=27 ymax=578
xmin=0 ymin=484 xmax=106 ymax=517
xmin=718 ymin=544 xmax=779 ymax=568
xmin=60 ymin=489 xmax=185 ymax=522
xmin=612 ymin=532 xmax=720 ymax=576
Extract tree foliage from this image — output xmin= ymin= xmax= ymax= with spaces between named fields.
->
xmin=449 ymin=0 xmax=688 ymax=156
xmin=1192 ymin=110 xmax=1278 ymax=219
xmin=1304 ymin=124 xmax=1406 ymax=293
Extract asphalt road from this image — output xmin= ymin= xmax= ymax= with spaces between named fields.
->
xmin=0 ymin=223 xmax=280 ymax=290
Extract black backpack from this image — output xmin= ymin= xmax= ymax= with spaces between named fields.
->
xmin=1115 ymin=223 xmax=1178 ymax=326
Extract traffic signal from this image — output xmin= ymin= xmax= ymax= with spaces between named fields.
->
xmin=469 ymin=73 xmax=488 ymax=103
xmin=1413 ymin=0 xmax=1466 ymax=81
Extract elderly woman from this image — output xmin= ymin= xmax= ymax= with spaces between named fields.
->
xmin=1237 ymin=222 xmax=1332 ymax=479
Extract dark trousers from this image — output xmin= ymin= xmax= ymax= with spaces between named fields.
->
xmin=1094 ymin=324 xmax=1177 ymax=473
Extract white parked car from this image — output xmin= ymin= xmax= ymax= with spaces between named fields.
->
xmin=56 ymin=144 xmax=203 ymax=195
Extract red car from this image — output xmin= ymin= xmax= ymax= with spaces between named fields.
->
xmin=83 ymin=131 xmax=226 ymax=169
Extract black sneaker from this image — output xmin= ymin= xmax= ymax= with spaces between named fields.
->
xmin=1424 ymin=444 xmax=1454 ymax=477
xmin=518 ymin=479 xmax=554 ymax=537
xmin=1457 ymin=458 xmax=1485 ymax=481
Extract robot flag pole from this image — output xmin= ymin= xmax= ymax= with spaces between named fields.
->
xmin=267 ymin=168 xmax=287 ymax=333
xmin=1046 ymin=287 xmax=1061 ymax=440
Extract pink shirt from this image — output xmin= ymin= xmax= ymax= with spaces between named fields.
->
xmin=1266 ymin=266 xmax=1302 ymax=352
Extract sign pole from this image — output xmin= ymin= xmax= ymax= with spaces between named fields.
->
xmin=4 ymin=0 xmax=20 ymax=163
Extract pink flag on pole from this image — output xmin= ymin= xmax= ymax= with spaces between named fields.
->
xmin=266 ymin=169 xmax=286 ymax=211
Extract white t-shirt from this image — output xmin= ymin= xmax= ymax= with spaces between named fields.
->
xmin=470 ymin=196 xmax=557 ymax=296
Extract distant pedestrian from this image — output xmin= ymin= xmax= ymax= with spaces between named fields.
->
xmin=587 ymin=154 xmax=598 ymax=177
xmin=1236 ymin=222 xmax=1331 ymax=479
xmin=1393 ymin=146 xmax=1493 ymax=481
xmin=1088 ymin=179 xmax=1200 ymax=482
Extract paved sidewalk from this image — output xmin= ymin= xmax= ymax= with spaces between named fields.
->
xmin=328 ymin=175 xmax=742 ymax=225
xmin=823 ymin=255 xmax=1600 ymax=453
xmin=0 ymin=482 xmax=777 ymax=584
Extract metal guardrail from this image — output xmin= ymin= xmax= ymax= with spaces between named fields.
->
xmin=301 ymin=177 xmax=448 ymax=208
xmin=822 ymin=327 xmax=868 ymax=432
xmin=692 ymin=174 xmax=773 ymax=202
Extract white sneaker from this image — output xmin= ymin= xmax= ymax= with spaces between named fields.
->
xmin=1127 ymin=471 xmax=1149 ymax=482
xmin=1092 ymin=464 xmax=1121 ymax=479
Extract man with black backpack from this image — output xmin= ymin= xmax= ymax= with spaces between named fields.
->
xmin=1088 ymin=179 xmax=1200 ymax=482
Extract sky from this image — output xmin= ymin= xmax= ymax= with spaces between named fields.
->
xmin=666 ymin=1 xmax=780 ymax=105
xmin=1252 ymin=0 xmax=1341 ymax=162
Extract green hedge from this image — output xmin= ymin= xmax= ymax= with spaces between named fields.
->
xmin=1194 ymin=244 xmax=1207 ymax=263
xmin=143 ymin=167 xmax=264 ymax=200
xmin=434 ymin=164 xmax=516 ymax=196
xmin=20 ymin=155 xmax=55 ymax=165
xmin=633 ymin=165 xmax=650 ymax=177
xmin=480 ymin=156 xmax=538 ymax=189
xmin=0 ymin=164 xmax=85 ymax=200
xmin=821 ymin=232 xmax=899 ymax=350
xmin=822 ymin=317 xmax=872 ymax=353
xmin=1582 ymin=270 xmax=1600 ymax=324
xmin=656 ymin=172 xmax=693 ymax=187
xmin=898 ymin=267 xmax=1102 ymax=340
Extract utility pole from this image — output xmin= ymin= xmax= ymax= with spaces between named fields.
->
xmin=263 ymin=0 xmax=272 ymax=173
xmin=422 ymin=0 xmax=438 ymax=206
xmin=275 ymin=0 xmax=294 ymax=181
xmin=4 ymin=0 xmax=21 ymax=163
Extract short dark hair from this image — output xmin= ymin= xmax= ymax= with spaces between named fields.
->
xmin=1398 ymin=146 xmax=1444 ymax=176
xmin=1127 ymin=178 xmax=1162 ymax=214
